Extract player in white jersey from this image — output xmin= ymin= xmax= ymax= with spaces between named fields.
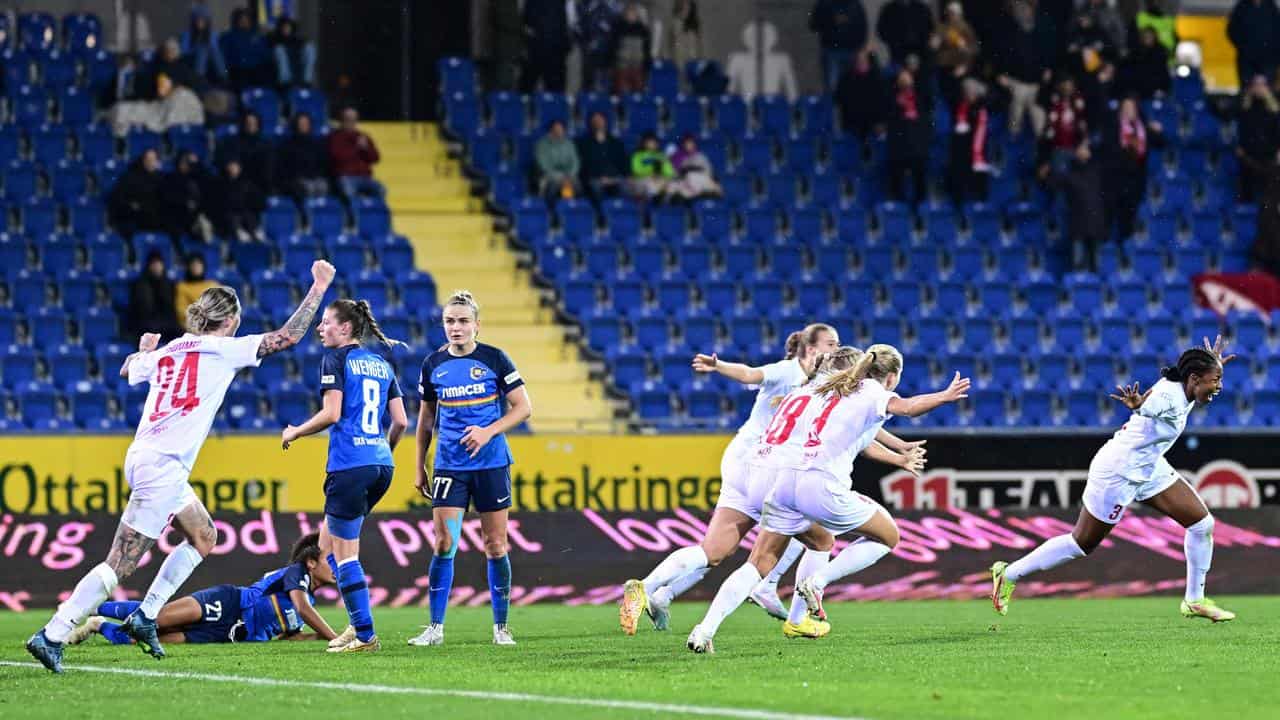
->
xmin=688 ymin=344 xmax=970 ymax=652
xmin=991 ymin=338 xmax=1236 ymax=622
xmin=26 ymin=261 xmax=337 ymax=673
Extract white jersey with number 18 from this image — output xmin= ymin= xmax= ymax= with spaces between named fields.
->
xmin=127 ymin=333 xmax=264 ymax=471
xmin=754 ymin=378 xmax=899 ymax=481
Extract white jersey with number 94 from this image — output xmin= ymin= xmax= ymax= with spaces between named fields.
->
xmin=753 ymin=378 xmax=899 ymax=481
xmin=127 ymin=333 xmax=265 ymax=471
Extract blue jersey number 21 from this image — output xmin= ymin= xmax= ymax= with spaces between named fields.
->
xmin=361 ymin=379 xmax=380 ymax=434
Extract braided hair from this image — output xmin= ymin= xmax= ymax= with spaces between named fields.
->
xmin=1160 ymin=347 xmax=1220 ymax=382
xmin=816 ymin=343 xmax=904 ymax=397
xmin=329 ymin=299 xmax=404 ymax=347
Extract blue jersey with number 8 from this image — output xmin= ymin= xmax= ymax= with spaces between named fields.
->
xmin=320 ymin=345 xmax=401 ymax=472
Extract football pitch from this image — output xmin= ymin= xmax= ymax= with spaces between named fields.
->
xmin=1 ymin=598 xmax=1277 ymax=720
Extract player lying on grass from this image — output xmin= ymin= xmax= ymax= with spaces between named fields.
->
xmin=67 ymin=532 xmax=340 ymax=646
xmin=688 ymin=345 xmax=969 ymax=652
xmin=622 ymin=342 xmax=927 ymax=635
xmin=990 ymin=337 xmax=1236 ymax=622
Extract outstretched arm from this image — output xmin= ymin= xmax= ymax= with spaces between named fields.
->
xmin=862 ymin=441 xmax=927 ymax=477
xmin=281 ymin=390 xmax=342 ymax=449
xmin=886 ymin=372 xmax=970 ymax=418
xmin=257 ymin=260 xmax=336 ymax=358
xmin=1110 ymin=382 xmax=1153 ymax=410
xmin=691 ymin=353 xmax=766 ymax=385
xmin=288 ymin=588 xmax=338 ymax=641
xmin=875 ymin=429 xmax=924 ymax=454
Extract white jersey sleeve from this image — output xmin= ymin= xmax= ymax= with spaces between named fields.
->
xmin=1098 ymin=378 xmax=1194 ymax=480
xmin=727 ymin=358 xmax=809 ymax=455
xmin=127 ymin=350 xmax=160 ymax=387
xmin=215 ymin=334 xmax=266 ymax=370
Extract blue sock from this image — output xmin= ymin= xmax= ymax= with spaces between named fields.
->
xmin=97 ymin=601 xmax=141 ymax=620
xmin=427 ymin=556 xmax=454 ymax=625
xmin=336 ymin=558 xmax=375 ymax=642
xmin=487 ymin=555 xmax=511 ymax=625
xmin=100 ymin=621 xmax=132 ymax=645
xmin=326 ymin=553 xmax=338 ymax=579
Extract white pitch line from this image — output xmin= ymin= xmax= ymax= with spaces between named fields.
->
xmin=0 ymin=661 xmax=866 ymax=720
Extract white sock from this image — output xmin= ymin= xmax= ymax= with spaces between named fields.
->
xmin=653 ymin=565 xmax=710 ymax=607
xmin=814 ymin=539 xmax=891 ymax=590
xmin=45 ymin=563 xmax=118 ymax=643
xmin=642 ymin=545 xmax=708 ymax=598
xmin=139 ymin=542 xmax=204 ymax=620
xmin=699 ymin=563 xmax=761 ymax=636
xmin=786 ymin=548 xmax=831 ymax=625
xmin=1184 ymin=515 xmax=1214 ymax=603
xmin=1005 ymin=534 xmax=1085 ymax=583
xmin=756 ymin=539 xmax=805 ymax=591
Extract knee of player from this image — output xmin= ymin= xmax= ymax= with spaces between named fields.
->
xmin=1073 ymin=533 xmax=1101 ymax=555
xmin=433 ymin=535 xmax=455 ymax=556
xmin=1189 ymin=512 xmax=1215 ymax=535
xmin=483 ymin=538 xmax=508 ymax=558
xmin=191 ymin=526 xmax=218 ymax=556
xmin=699 ymin=544 xmax=724 ymax=567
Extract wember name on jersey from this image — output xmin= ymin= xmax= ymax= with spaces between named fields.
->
xmin=347 ymin=356 xmax=391 ymax=380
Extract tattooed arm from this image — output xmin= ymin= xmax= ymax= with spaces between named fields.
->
xmin=257 ymin=260 xmax=336 ymax=358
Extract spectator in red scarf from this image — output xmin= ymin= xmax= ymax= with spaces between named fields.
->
xmin=328 ymin=106 xmax=384 ymax=200
xmin=835 ymin=48 xmax=889 ymax=137
xmin=1040 ymin=76 xmax=1087 ymax=176
xmin=1103 ymin=96 xmax=1165 ymax=241
xmin=946 ymin=77 xmax=991 ymax=206
xmin=886 ymin=68 xmax=932 ymax=206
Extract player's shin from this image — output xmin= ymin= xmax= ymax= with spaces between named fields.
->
xmin=700 ymin=563 xmax=762 ymax=636
xmin=44 ymin=563 xmax=118 ymax=643
xmin=813 ymin=538 xmax=890 ymax=589
xmin=427 ymin=555 xmax=455 ymax=625
xmin=337 ymin=557 xmax=376 ymax=642
xmin=1005 ymin=534 xmax=1086 ymax=583
xmin=757 ymin=540 xmax=805 ymax=591
xmin=487 ymin=555 xmax=512 ymax=626
xmin=97 ymin=601 xmax=142 ymax=620
xmin=786 ymin=548 xmax=831 ymax=625
xmin=641 ymin=545 xmax=709 ymax=597
xmin=1184 ymin=514 xmax=1214 ymax=602
xmin=139 ymin=542 xmax=204 ymax=619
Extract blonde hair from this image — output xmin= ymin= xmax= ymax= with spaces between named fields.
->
xmin=810 ymin=345 xmax=863 ymax=380
xmin=816 ymin=343 xmax=903 ymax=396
xmin=330 ymin=298 xmax=403 ymax=347
xmin=186 ymin=286 xmax=241 ymax=334
xmin=445 ymin=289 xmax=479 ymax=318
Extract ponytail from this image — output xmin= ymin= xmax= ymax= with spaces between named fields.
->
xmin=330 ymin=299 xmax=405 ymax=348
xmin=783 ymin=331 xmax=804 ymax=360
xmin=816 ymin=350 xmax=877 ymax=397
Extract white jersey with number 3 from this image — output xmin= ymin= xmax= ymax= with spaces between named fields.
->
xmin=1092 ymin=377 xmax=1195 ymax=482
xmin=754 ymin=378 xmax=899 ymax=480
xmin=127 ymin=333 xmax=265 ymax=471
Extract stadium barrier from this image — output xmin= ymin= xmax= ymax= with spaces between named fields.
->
xmin=1 ymin=433 xmax=1279 ymax=514
xmin=3 ymin=508 xmax=1279 ymax=609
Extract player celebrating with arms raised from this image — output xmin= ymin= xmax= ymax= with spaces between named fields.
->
xmin=26 ymin=261 xmax=336 ymax=672
xmin=282 ymin=299 xmax=409 ymax=653
xmin=409 ymin=290 xmax=532 ymax=647
xmin=991 ymin=338 xmax=1236 ymax=622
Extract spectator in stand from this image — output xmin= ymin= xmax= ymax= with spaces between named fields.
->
xmin=1065 ymin=12 xmax=1110 ymax=77
xmin=1252 ymin=159 xmax=1280 ymax=275
xmin=276 ymin=113 xmax=330 ymax=201
xmin=629 ymin=133 xmax=674 ymax=201
xmin=1036 ymin=0 xmax=1074 ymax=68
xmin=1041 ymin=76 xmax=1088 ymax=175
xmin=269 ymin=17 xmax=316 ymax=87
xmin=102 ymin=53 xmax=140 ymax=108
xmin=1103 ymin=97 xmax=1165 ymax=242
xmin=1228 ymin=0 xmax=1280 ymax=89
xmin=329 ymin=107 xmax=384 ymax=200
xmin=182 ymin=4 xmax=228 ymax=85
xmin=535 ymin=119 xmax=581 ymax=200
xmin=935 ymin=2 xmax=978 ymax=75
xmin=1087 ymin=0 xmax=1128 ymax=59
xmin=946 ymin=77 xmax=991 ymax=206
xmin=209 ymin=160 xmax=266 ymax=241
xmin=993 ymin=1 xmax=1047 ymax=137
xmin=174 ymin=252 xmax=217 ymax=327
xmin=612 ymin=3 xmax=651 ymax=93
xmin=576 ymin=111 xmax=629 ymax=204
xmin=109 ymin=71 xmax=205 ymax=136
xmin=1237 ymin=74 xmax=1280 ymax=202
xmin=669 ymin=134 xmax=722 ymax=201
xmin=809 ymin=0 xmax=869 ymax=94
xmin=836 ymin=47 xmax=889 ymax=137
xmin=490 ymin=0 xmax=525 ymax=91
xmin=149 ymin=37 xmax=201 ymax=96
xmin=1082 ymin=62 xmax=1119 ymax=131
xmin=887 ymin=67 xmax=932 ymax=205
xmin=109 ymin=148 xmax=165 ymax=238
xmin=664 ymin=0 xmax=702 ymax=73
xmin=578 ymin=0 xmax=622 ymax=93
xmin=215 ymin=112 xmax=275 ymax=196
xmin=522 ymin=0 xmax=573 ymax=92
xmin=1121 ymin=27 xmax=1171 ymax=100
xmin=126 ymin=250 xmax=182 ymax=343
xmin=1041 ymin=143 xmax=1106 ymax=272
xmin=220 ymin=8 xmax=273 ymax=90
xmin=876 ymin=0 xmax=935 ymax=68
xmin=1134 ymin=0 xmax=1177 ymax=57
xmin=160 ymin=152 xmax=207 ymax=240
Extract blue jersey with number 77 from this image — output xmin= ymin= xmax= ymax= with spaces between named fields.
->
xmin=319 ymin=344 xmax=402 ymax=472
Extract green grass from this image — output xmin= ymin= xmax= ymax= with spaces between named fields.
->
xmin=2 ymin=598 xmax=1279 ymax=720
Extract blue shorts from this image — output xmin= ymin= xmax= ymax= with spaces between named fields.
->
xmin=185 ymin=585 xmax=248 ymax=644
xmin=430 ymin=466 xmax=512 ymax=512
xmin=324 ymin=465 xmax=393 ymax=520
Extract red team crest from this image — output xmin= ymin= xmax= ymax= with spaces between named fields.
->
xmin=1191 ymin=461 xmax=1261 ymax=509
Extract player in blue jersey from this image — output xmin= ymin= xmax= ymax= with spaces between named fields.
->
xmin=281 ymin=298 xmax=409 ymax=653
xmin=408 ymin=290 xmax=532 ymax=648
xmin=70 ymin=533 xmax=340 ymax=646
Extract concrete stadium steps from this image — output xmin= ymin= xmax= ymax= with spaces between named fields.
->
xmin=364 ymin=122 xmax=617 ymax=432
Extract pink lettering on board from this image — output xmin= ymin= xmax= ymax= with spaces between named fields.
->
xmin=44 ymin=521 xmax=93 ymax=569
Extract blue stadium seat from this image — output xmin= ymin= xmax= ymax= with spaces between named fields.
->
xmin=1098 ymin=317 xmax=1132 ymax=352
xmin=728 ymin=316 xmax=765 ymax=349
xmin=969 ymin=390 xmax=1007 ymax=426
xmin=799 ymin=95 xmax=833 ymax=137
xmin=651 ymin=204 xmax=689 ymax=240
xmin=535 ymin=92 xmax=571 ymax=129
xmin=49 ymin=158 xmax=87 ymax=201
xmin=1 ymin=344 xmax=37 ymax=388
xmin=603 ymin=199 xmax=642 ymax=241
xmin=272 ymin=382 xmax=314 ymax=426
xmin=4 ymin=160 xmax=37 ymax=202
xmin=1233 ymin=204 xmax=1258 ymax=245
xmin=743 ymin=207 xmax=778 ymax=242
xmin=241 ymin=87 xmax=283 ymax=129
xmin=556 ymin=198 xmax=595 ymax=241
xmin=685 ymin=379 xmax=724 ymax=420
xmin=262 ymin=195 xmax=299 ymax=239
xmin=648 ymin=60 xmax=680 ymax=101
xmin=754 ymin=95 xmax=792 ymax=137
xmin=584 ymin=243 xmax=619 ymax=278
xmin=635 ymin=315 xmax=672 ymax=349
xmin=18 ymin=382 xmax=59 ymax=427
xmin=633 ymin=383 xmax=673 ymax=419
xmin=437 ymin=57 xmax=476 ymax=96
xmin=287 ymin=87 xmax=328 ymax=125
xmin=122 ymin=127 xmax=162 ymax=161
xmin=78 ymin=306 xmax=116 ymax=347
xmin=251 ymin=269 xmax=295 ymax=309
xmin=876 ymin=202 xmax=912 ymax=241
xmin=36 ymin=233 xmax=77 ymax=273
xmin=31 ymin=124 xmax=69 ymax=165
xmin=1066 ymin=389 xmax=1101 ymax=425
xmin=1023 ymin=279 xmax=1059 ymax=314
xmin=10 ymin=84 xmax=48 ymax=127
xmin=713 ymin=95 xmax=748 ymax=138
xmin=1008 ymin=316 xmax=1041 ymax=352
xmin=584 ymin=317 xmax=624 ymax=350
xmin=488 ymin=91 xmax=526 ymax=134
xmin=669 ymin=95 xmax=703 ymax=137
xmin=48 ymin=344 xmax=88 ymax=387
xmin=77 ymin=124 xmax=115 ymax=165
xmin=623 ymin=94 xmax=659 ymax=134
xmin=738 ymin=139 xmax=773 ymax=175
xmin=1232 ymin=313 xmax=1268 ymax=353
xmin=305 ymin=196 xmax=346 ymax=237
xmin=914 ymin=316 xmax=949 ymax=354
xmin=13 ymin=270 xmax=48 ymax=307
xmin=443 ymin=92 xmax=481 ymax=137
xmin=30 ymin=306 xmax=68 ymax=349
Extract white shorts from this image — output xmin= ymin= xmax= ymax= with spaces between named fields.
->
xmin=122 ymin=448 xmax=198 ymax=538
xmin=761 ymin=468 xmax=883 ymax=536
xmin=715 ymin=453 xmax=772 ymax=522
xmin=1082 ymin=454 xmax=1180 ymax=524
